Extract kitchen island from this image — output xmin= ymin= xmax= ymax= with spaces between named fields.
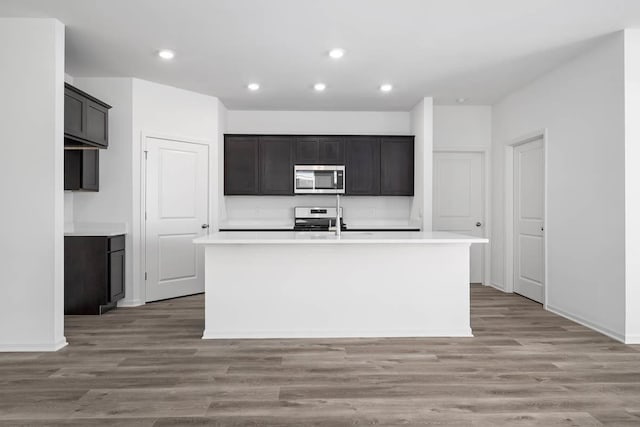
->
xmin=194 ymin=231 xmax=488 ymax=339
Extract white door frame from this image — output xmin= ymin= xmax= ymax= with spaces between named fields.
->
xmin=140 ymin=132 xmax=212 ymax=304
xmin=433 ymin=146 xmax=491 ymax=286
xmin=504 ymin=130 xmax=548 ymax=307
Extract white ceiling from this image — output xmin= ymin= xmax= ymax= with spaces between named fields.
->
xmin=2 ymin=0 xmax=640 ymax=111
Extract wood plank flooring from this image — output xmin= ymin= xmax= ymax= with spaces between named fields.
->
xmin=1 ymin=286 xmax=639 ymax=426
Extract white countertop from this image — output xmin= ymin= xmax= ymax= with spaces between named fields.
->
xmin=64 ymin=230 xmax=126 ymax=237
xmin=194 ymin=231 xmax=488 ymax=245
xmin=218 ymin=224 xmax=294 ymax=230
xmin=218 ymin=222 xmax=422 ymax=231
xmin=64 ymin=222 xmax=127 ymax=237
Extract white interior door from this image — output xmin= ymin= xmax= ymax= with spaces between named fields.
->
xmin=145 ymin=136 xmax=209 ymax=302
xmin=433 ymin=151 xmax=485 ymax=283
xmin=514 ymin=138 xmax=545 ymax=303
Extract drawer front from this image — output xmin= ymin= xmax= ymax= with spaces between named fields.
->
xmin=108 ymin=235 xmax=125 ymax=252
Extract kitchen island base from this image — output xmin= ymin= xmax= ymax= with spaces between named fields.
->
xmin=197 ymin=232 xmax=485 ymax=339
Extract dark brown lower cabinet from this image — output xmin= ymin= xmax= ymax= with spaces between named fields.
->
xmin=64 ymin=235 xmax=125 ymax=315
xmin=64 ymin=149 xmax=99 ymax=191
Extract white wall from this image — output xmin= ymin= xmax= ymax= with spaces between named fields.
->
xmin=71 ymin=77 xmax=135 ymax=302
xmin=623 ymin=30 xmax=640 ymax=343
xmin=63 ymin=74 xmax=75 ymax=230
xmin=492 ymin=33 xmax=627 ymax=341
xmin=223 ymin=196 xmax=413 ymax=227
xmin=132 ymin=79 xmax=221 ymax=304
xmin=433 ymin=106 xmax=492 ymax=150
xmin=226 ymin=110 xmax=410 ymax=135
xmin=410 ymin=98 xmax=434 ymax=230
xmin=410 ymin=100 xmax=426 ymax=227
xmin=64 ymin=192 xmax=74 ymax=229
xmin=67 ymin=78 xmax=222 ymax=306
xmin=433 ymin=105 xmax=492 ymax=281
xmin=0 ymin=19 xmax=66 ymax=351
xmin=223 ymin=110 xmax=418 ymax=227
xmin=214 ymin=100 xmax=228 ymax=231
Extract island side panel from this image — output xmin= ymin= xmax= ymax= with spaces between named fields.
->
xmin=203 ymin=243 xmax=472 ymax=339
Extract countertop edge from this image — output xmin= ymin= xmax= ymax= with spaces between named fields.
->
xmin=194 ymin=238 xmax=489 ymax=245
xmin=64 ymin=232 xmax=127 ymax=237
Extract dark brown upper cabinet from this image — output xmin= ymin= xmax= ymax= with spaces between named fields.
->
xmin=295 ymin=136 xmax=344 ymax=165
xmin=319 ymin=137 xmax=345 ymax=164
xmin=64 ymin=88 xmax=86 ymax=139
xmin=259 ymin=136 xmax=293 ymax=195
xmin=64 ymin=83 xmax=111 ymax=149
xmin=224 ymin=135 xmax=259 ymax=195
xmin=380 ymin=137 xmax=415 ymax=196
xmin=223 ymin=134 xmax=413 ymax=196
xmin=295 ymin=137 xmax=319 ymax=164
xmin=64 ymin=149 xmax=99 ymax=192
xmin=345 ymin=136 xmax=380 ymax=196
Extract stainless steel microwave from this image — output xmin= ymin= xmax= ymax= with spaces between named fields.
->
xmin=294 ymin=165 xmax=345 ymax=194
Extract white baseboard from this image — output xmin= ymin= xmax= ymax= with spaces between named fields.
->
xmin=624 ymin=335 xmax=640 ymax=344
xmin=117 ymin=299 xmax=145 ymax=307
xmin=202 ymin=328 xmax=474 ymax=340
xmin=487 ymin=282 xmax=507 ymax=292
xmin=546 ymin=304 xmax=626 ymax=343
xmin=0 ymin=338 xmax=68 ymax=352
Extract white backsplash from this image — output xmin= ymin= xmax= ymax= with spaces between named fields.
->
xmin=64 ymin=192 xmax=74 ymax=232
xmin=222 ymin=196 xmax=415 ymax=227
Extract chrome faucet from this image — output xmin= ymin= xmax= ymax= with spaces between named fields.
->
xmin=335 ymin=193 xmax=341 ymax=237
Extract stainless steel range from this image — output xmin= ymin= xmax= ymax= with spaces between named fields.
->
xmin=294 ymin=207 xmax=347 ymax=232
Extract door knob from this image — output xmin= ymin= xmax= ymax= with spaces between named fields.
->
xmin=201 ymin=224 xmax=209 ymax=229
xmin=476 ymin=222 xmax=482 ymax=227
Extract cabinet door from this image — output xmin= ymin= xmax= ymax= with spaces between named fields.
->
xmin=260 ymin=136 xmax=293 ymax=195
xmin=109 ymin=249 xmax=125 ymax=302
xmin=318 ymin=137 xmax=345 ymax=165
xmin=380 ymin=137 xmax=414 ymax=196
xmin=345 ymin=136 xmax=380 ymax=195
xmin=295 ymin=137 xmax=344 ymax=165
xmin=64 ymin=150 xmax=82 ymax=191
xmin=224 ymin=136 xmax=259 ymax=195
xmin=85 ymin=99 xmax=109 ymax=148
xmin=64 ymin=88 xmax=86 ymax=140
xmin=64 ymin=150 xmax=99 ymax=191
xmin=295 ymin=137 xmax=319 ymax=164
xmin=64 ymin=236 xmax=108 ymax=315
xmin=81 ymin=150 xmax=99 ymax=191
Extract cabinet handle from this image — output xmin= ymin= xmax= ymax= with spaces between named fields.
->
xmin=201 ymin=224 xmax=209 ymax=229
xmin=476 ymin=222 xmax=482 ymax=227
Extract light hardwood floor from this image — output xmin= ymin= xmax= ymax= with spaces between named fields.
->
xmin=1 ymin=286 xmax=639 ymax=426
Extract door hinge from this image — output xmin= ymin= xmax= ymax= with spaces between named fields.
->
xmin=145 ymin=211 xmax=147 ymax=220
xmin=145 ymin=272 xmax=147 ymax=281
xmin=144 ymin=150 xmax=148 ymax=159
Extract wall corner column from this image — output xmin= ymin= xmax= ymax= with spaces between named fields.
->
xmin=0 ymin=18 xmax=67 ymax=351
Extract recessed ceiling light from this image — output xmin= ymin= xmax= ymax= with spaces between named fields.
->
xmin=157 ymin=49 xmax=175 ymax=60
xmin=456 ymin=98 xmax=467 ymax=104
xmin=380 ymin=84 xmax=393 ymax=92
xmin=247 ymin=83 xmax=260 ymax=91
xmin=314 ymin=83 xmax=326 ymax=92
xmin=329 ymin=48 xmax=345 ymax=59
